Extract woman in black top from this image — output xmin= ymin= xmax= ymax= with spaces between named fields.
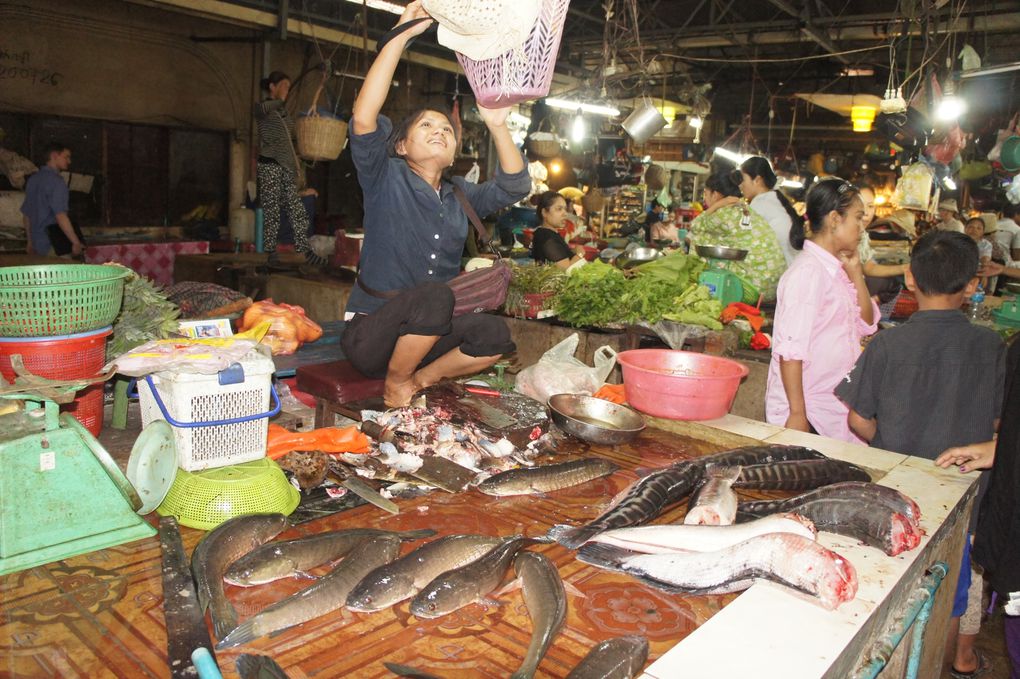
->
xmin=254 ymin=71 xmax=326 ymax=267
xmin=530 ymin=191 xmax=585 ymax=269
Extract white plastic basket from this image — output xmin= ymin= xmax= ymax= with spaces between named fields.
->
xmin=137 ymin=350 xmax=279 ymax=471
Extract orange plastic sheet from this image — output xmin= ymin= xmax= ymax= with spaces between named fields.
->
xmin=266 ymin=423 xmax=371 ymax=459
xmin=593 ymin=383 xmax=627 ymax=404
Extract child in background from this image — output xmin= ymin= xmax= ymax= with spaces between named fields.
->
xmin=837 ymin=230 xmax=1005 ymax=679
xmin=765 ymin=178 xmax=878 ymax=442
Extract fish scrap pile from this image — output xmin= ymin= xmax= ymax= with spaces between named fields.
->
xmin=356 ymin=405 xmax=533 ymax=475
xmin=191 ymin=514 xmax=650 ymax=679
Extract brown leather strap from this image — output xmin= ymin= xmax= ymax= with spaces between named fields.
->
xmin=356 ymin=276 xmax=401 ymax=300
xmin=452 ymin=184 xmax=499 ymax=258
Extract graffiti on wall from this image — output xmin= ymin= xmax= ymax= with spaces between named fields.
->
xmin=0 ymin=47 xmax=63 ymax=87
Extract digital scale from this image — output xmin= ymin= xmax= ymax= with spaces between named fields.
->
xmin=695 ymin=244 xmax=760 ymax=307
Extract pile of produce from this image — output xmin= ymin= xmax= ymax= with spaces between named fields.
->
xmin=107 ymin=269 xmax=180 ymax=361
xmin=237 ymin=299 xmax=322 ymax=355
xmin=503 ymin=263 xmax=566 ymax=317
xmin=553 ymin=252 xmax=723 ymax=329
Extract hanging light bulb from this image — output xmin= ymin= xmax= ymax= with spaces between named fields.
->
xmin=851 ymin=105 xmax=877 ymax=132
xmin=936 ymin=81 xmax=967 ymax=121
xmin=689 ymin=115 xmax=704 ymax=143
xmin=571 ymin=111 xmax=587 ymax=143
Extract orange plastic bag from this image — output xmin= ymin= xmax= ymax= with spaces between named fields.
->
xmin=593 ymin=383 xmax=627 ymax=404
xmin=267 ymin=423 xmax=371 ymax=459
xmin=238 ymin=299 xmax=323 ymax=355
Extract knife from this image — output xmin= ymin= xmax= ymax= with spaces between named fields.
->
xmin=159 ymin=516 xmax=219 ymax=679
xmin=326 ymin=470 xmax=400 ymax=514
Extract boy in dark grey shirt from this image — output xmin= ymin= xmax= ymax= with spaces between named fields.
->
xmin=836 ymin=229 xmax=1004 ymax=678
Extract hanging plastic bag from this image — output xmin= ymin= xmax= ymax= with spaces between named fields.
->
xmin=925 ymin=125 xmax=964 ymax=165
xmin=989 ymin=113 xmax=1019 ymax=163
xmin=514 ymin=333 xmax=617 ymax=404
xmin=893 ymin=163 xmax=934 ymax=210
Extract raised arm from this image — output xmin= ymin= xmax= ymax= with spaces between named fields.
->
xmin=477 ymin=106 xmax=525 ymax=175
xmin=352 ymin=1 xmax=433 ymax=135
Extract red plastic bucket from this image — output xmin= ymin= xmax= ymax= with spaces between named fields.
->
xmin=0 ymin=326 xmax=112 ymax=436
xmin=617 ymin=349 xmax=749 ymax=421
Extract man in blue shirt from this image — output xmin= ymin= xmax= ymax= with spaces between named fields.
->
xmin=21 ymin=142 xmax=82 ymax=257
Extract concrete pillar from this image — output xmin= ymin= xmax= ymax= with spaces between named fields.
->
xmin=229 ymin=138 xmax=248 ymax=209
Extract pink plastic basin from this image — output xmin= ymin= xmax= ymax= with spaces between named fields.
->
xmin=617 ymin=349 xmax=749 ymax=421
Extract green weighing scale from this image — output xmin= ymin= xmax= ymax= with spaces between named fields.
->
xmin=0 ymin=358 xmax=157 ymax=576
xmin=992 ymin=297 xmax=1020 ymax=329
xmin=695 ymin=244 xmax=761 ymax=306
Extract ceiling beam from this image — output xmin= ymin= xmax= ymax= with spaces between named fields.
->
xmin=123 ymin=0 xmax=581 ymax=88
xmin=765 ymin=0 xmax=850 ymax=64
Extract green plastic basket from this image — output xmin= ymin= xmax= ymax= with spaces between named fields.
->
xmin=155 ymin=458 xmax=300 ymax=531
xmin=0 ymin=265 xmax=130 ymax=337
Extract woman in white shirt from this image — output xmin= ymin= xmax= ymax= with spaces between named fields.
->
xmin=737 ymin=156 xmax=801 ymax=266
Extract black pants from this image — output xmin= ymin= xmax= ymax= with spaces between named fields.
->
xmin=341 ymin=282 xmax=516 ymax=379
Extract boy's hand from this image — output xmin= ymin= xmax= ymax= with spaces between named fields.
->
xmin=785 ymin=412 xmax=811 ymax=432
xmin=478 ymin=104 xmax=512 ymax=129
xmin=395 ymin=0 xmax=433 ymax=36
xmin=978 ymin=260 xmax=1005 ymax=278
xmin=934 ymin=440 xmax=995 ymax=473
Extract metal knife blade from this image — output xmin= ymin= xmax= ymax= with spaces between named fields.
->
xmin=159 ymin=516 xmax=218 ymax=679
xmin=341 ymin=476 xmax=400 ymax=514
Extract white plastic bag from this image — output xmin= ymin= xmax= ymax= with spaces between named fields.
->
xmin=514 ymin=333 xmax=617 ymax=404
xmin=893 ymin=163 xmax=934 ymax=210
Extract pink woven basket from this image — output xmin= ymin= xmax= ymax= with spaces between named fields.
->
xmin=456 ymin=0 xmax=570 ymax=108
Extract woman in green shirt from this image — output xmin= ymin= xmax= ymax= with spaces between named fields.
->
xmin=688 ymin=170 xmax=787 ymax=302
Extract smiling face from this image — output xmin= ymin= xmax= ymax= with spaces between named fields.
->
xmin=394 ymin=110 xmax=457 ymax=168
xmin=541 ymin=196 xmax=568 ymax=228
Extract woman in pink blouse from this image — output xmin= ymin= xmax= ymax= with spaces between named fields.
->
xmin=765 ymin=178 xmax=879 ymax=443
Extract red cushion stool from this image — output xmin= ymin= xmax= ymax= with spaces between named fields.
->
xmin=295 ymin=360 xmax=385 ymax=427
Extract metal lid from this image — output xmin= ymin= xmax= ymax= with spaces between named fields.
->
xmin=127 ymin=421 xmax=178 ymax=514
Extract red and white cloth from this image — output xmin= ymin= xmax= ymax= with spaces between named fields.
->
xmin=85 ymin=241 xmax=209 ymax=287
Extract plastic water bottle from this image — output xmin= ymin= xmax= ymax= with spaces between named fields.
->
xmin=969 ymin=286 xmax=985 ymax=321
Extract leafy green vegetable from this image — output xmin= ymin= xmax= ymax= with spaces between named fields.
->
xmin=504 ymin=263 xmax=566 ymax=315
xmin=107 ymin=271 xmax=181 ymax=360
xmin=554 ymin=260 xmax=629 ymax=327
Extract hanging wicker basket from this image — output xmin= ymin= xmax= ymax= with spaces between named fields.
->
xmin=295 ymin=81 xmax=348 ymax=161
xmin=581 ymin=188 xmax=606 ymax=213
xmin=645 ymin=164 xmax=666 ymax=192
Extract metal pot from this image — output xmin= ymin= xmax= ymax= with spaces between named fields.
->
xmin=548 ymin=393 xmax=646 ymax=445
xmin=621 ymin=100 xmax=668 ymax=144
xmin=694 ymin=244 xmax=749 ymax=261
xmin=615 ymin=247 xmax=664 ymax=269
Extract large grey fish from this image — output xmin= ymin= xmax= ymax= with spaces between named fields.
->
xmin=224 ymin=528 xmax=435 ymax=586
xmin=577 ymin=533 xmax=858 ymax=610
xmin=236 ymin=653 xmax=290 ymax=679
xmin=548 ymin=445 xmax=825 ymax=548
xmin=684 ymin=464 xmax=742 ymax=525
xmin=477 ymin=458 xmax=619 ymax=496
xmin=737 ymin=481 xmax=922 ymax=529
xmin=191 ymin=513 xmax=289 ymax=639
xmin=566 ymin=635 xmax=649 ymax=679
xmin=737 ymin=483 xmax=922 ymax=556
xmin=218 ymin=535 xmax=402 ymax=649
xmin=511 ymin=552 xmax=567 ymax=679
xmin=589 ymin=513 xmax=817 ymax=554
xmin=409 ymin=536 xmax=529 ymax=619
xmin=733 ymin=459 xmax=871 ymax=491
xmin=346 ymin=534 xmax=503 ymax=612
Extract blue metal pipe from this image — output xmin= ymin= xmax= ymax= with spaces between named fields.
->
xmin=853 ymin=561 xmax=949 ymax=679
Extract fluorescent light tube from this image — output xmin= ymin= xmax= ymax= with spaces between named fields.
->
xmin=545 ymin=98 xmax=620 ymax=117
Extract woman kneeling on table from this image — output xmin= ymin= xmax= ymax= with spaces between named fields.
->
xmin=342 ymin=1 xmax=530 ymax=408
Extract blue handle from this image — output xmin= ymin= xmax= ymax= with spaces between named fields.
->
xmin=137 ymin=374 xmax=281 ymax=428
xmin=191 ymin=648 xmax=222 ymax=679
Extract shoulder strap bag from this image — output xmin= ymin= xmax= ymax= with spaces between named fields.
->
xmin=356 ymin=184 xmax=511 ymax=317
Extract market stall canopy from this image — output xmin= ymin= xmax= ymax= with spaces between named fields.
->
xmin=795 ymin=93 xmax=883 ymax=119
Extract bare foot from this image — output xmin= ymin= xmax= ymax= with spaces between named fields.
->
xmin=383 ymin=379 xmax=419 ymax=408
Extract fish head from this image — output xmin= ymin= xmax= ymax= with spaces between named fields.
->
xmin=409 ymin=581 xmax=460 ymax=619
xmin=346 ymin=571 xmax=416 ymax=612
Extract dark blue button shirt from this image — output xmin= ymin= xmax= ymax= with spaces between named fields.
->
xmin=345 ymin=115 xmax=531 ymax=315
xmin=20 ymin=166 xmax=70 ymax=255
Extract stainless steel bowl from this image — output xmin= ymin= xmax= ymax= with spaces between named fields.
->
xmin=599 ymin=247 xmax=622 ymax=264
xmin=548 ymin=393 xmax=646 ymax=445
xmin=695 ymin=244 xmax=749 ymax=261
xmin=615 ymin=247 xmax=664 ymax=269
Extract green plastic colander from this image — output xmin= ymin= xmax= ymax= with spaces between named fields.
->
xmin=0 ymin=264 xmax=129 ymax=337
xmin=156 ymin=458 xmax=300 ymax=530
